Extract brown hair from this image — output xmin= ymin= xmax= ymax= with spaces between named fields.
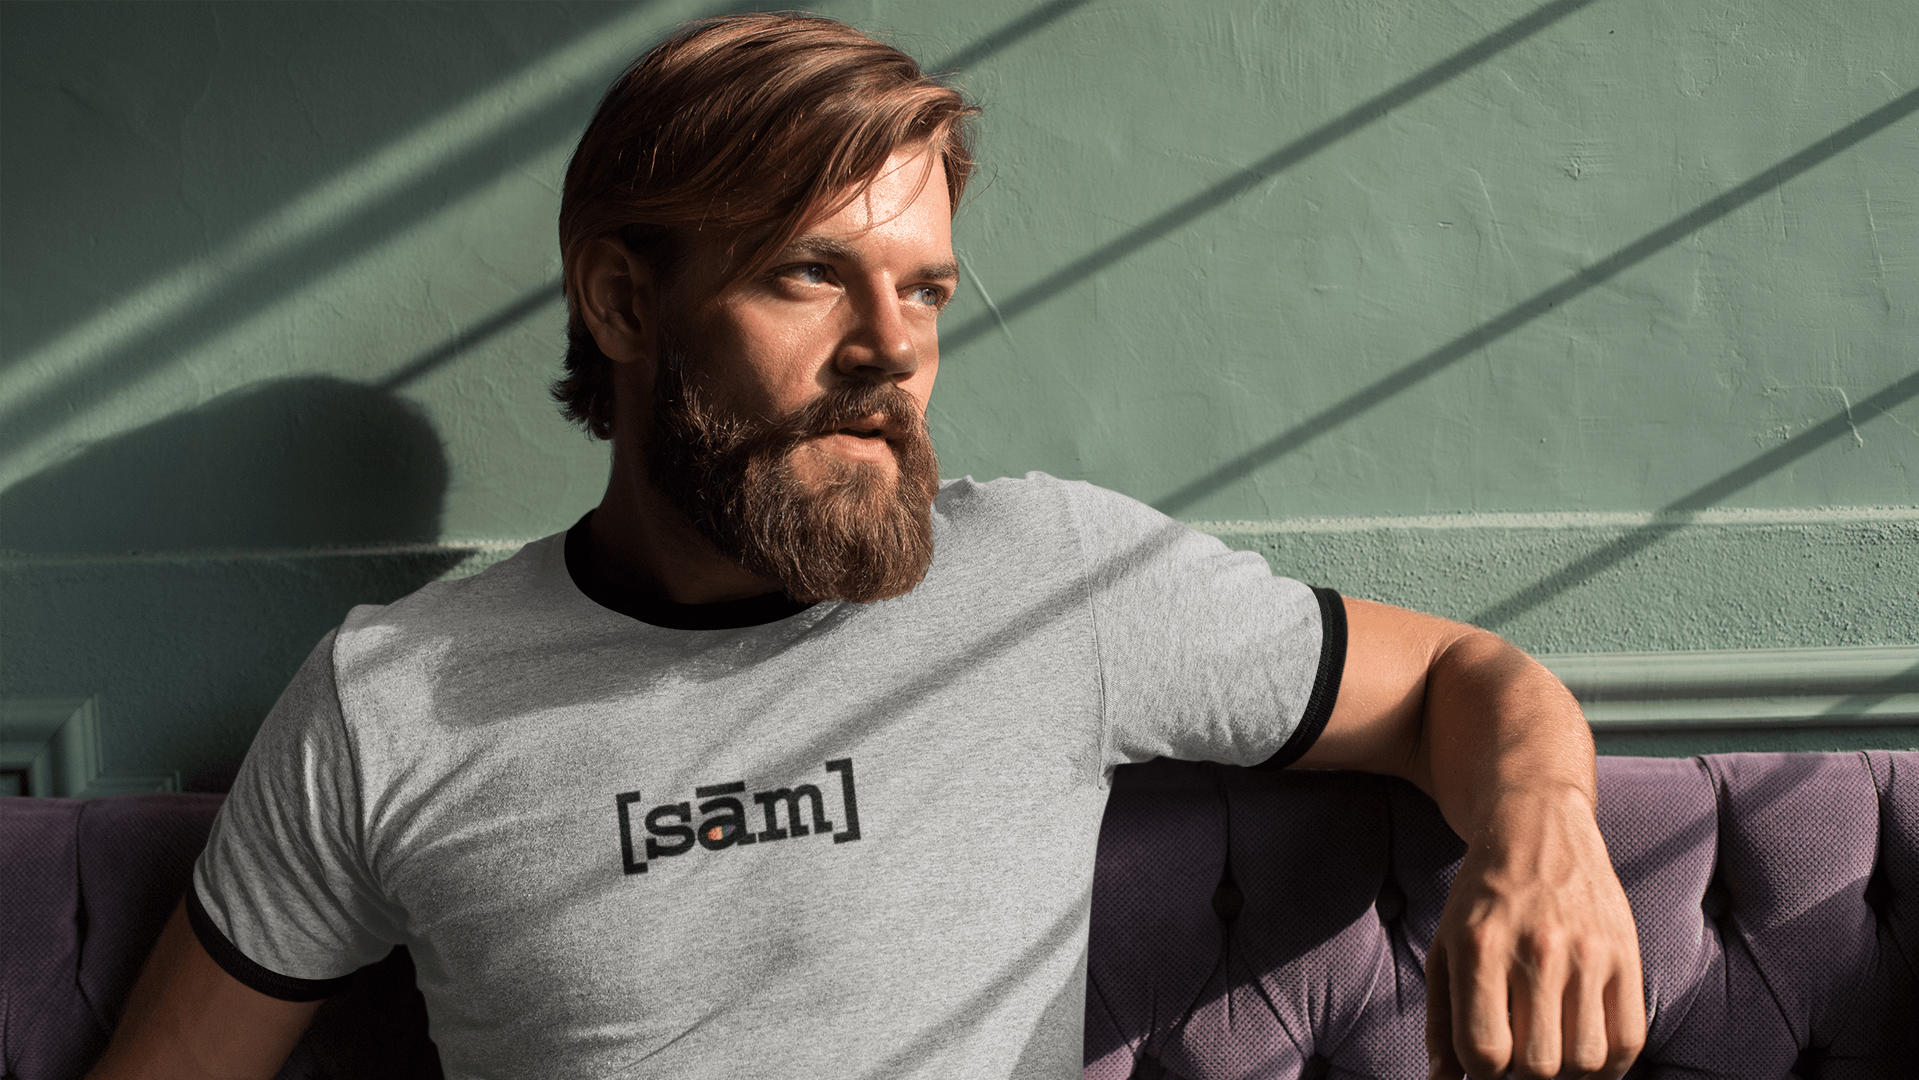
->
xmin=553 ymin=13 xmax=980 ymax=439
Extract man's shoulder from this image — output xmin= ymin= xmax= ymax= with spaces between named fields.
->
xmin=926 ymin=472 xmax=1189 ymax=586
xmin=935 ymin=472 xmax=1175 ymax=540
xmin=932 ymin=471 xmax=1083 ymax=552
xmin=935 ymin=470 xmax=1127 ymax=519
xmin=331 ymin=532 xmax=570 ymax=661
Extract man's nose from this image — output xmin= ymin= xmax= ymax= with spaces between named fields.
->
xmin=834 ymin=285 xmax=919 ymax=381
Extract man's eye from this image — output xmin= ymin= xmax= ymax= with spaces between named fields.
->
xmin=911 ymin=286 xmax=946 ymax=308
xmin=793 ymin=264 xmax=828 ymax=284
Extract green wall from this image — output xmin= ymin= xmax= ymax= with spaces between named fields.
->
xmin=3 ymin=1 xmax=1915 ymax=791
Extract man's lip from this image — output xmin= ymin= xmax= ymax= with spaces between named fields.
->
xmin=829 ymin=413 xmax=898 ymax=441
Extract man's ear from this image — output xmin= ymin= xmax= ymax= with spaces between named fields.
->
xmin=575 ymin=237 xmax=659 ymax=364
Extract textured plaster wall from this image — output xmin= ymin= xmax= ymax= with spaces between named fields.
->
xmin=2 ymin=0 xmax=1915 ymax=788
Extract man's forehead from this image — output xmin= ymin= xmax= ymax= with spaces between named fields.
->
xmin=799 ymin=149 xmax=950 ymax=240
xmin=688 ymin=149 xmax=954 ymax=285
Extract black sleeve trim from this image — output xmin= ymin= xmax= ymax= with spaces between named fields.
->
xmin=186 ymin=885 xmax=356 ymax=1002
xmin=1253 ymin=586 xmax=1347 ymax=771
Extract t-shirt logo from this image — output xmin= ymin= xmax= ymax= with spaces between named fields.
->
xmin=614 ymin=758 xmax=862 ymax=876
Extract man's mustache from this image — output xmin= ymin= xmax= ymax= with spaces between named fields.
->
xmin=761 ymin=380 xmax=927 ymax=446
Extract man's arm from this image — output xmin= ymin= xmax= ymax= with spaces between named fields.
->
xmin=1294 ymin=596 xmax=1645 ymax=1080
xmin=87 ymin=898 xmax=321 ymax=1080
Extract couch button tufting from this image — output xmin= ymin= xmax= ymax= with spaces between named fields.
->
xmin=1863 ymin=869 xmax=1890 ymax=914
xmin=1211 ymin=868 xmax=1245 ymax=924
xmin=1701 ymin=879 xmax=1730 ymax=921
xmin=1376 ymin=882 xmax=1405 ymax=925
xmin=1127 ymin=1054 xmax=1168 ymax=1080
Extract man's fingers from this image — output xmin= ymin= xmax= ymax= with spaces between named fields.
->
xmin=1510 ymin=936 xmax=1565 ymax=1079
xmin=1561 ymin=958 xmax=1611 ymax=1078
xmin=1602 ymin=964 xmax=1649 ymax=1079
xmin=1425 ymin=946 xmax=1463 ymax=1080
xmin=1422 ymin=800 xmax=1647 ymax=1079
xmin=1452 ymin=932 xmax=1513 ymax=1080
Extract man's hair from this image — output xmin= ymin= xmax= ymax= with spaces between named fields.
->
xmin=553 ymin=13 xmax=980 ymax=439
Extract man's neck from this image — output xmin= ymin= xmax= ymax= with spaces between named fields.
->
xmin=586 ymin=453 xmax=785 ymax=605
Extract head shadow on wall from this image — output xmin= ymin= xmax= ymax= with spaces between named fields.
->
xmin=4 ymin=375 xmax=452 ymax=551
xmin=1 ymin=377 xmax=466 ymax=791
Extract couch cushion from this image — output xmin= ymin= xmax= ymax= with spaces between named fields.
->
xmin=1 ymin=793 xmax=440 ymax=1080
xmin=1086 ymin=752 xmax=1919 ymax=1079
xmin=2 ymin=798 xmax=90 ymax=1078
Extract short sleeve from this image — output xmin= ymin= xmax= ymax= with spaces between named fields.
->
xmin=1061 ymin=482 xmax=1345 ymax=775
xmin=190 ymin=629 xmax=403 ymax=1000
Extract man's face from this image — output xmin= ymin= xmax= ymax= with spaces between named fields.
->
xmin=673 ymin=146 xmax=955 ymax=477
xmin=644 ymin=146 xmax=959 ymax=603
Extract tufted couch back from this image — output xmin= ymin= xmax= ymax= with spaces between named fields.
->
xmin=1089 ymin=752 xmax=1919 ymax=1078
xmin=5 ymin=753 xmax=1916 ymax=1078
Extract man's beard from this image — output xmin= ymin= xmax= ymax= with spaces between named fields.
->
xmin=644 ymin=341 xmax=941 ymax=605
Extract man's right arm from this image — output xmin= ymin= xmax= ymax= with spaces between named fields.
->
xmin=87 ymin=898 xmax=321 ymax=1080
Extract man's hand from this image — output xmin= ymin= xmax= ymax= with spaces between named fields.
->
xmin=1295 ymin=596 xmax=1646 ymax=1079
xmin=1424 ymin=787 xmax=1643 ymax=1079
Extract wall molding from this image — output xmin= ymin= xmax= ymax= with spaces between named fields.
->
xmin=0 ymin=539 xmax=530 ymax=567
xmin=1538 ymin=645 xmax=1919 ymax=730
xmin=0 ymin=539 xmax=528 ymax=582
xmin=1189 ymin=505 xmax=1919 ymax=535
xmin=0 ymin=697 xmax=180 ymax=797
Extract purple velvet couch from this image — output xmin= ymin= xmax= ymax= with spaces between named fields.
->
xmin=6 ymin=753 xmax=1916 ymax=1078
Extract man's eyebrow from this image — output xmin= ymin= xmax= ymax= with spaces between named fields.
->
xmin=916 ymin=259 xmax=961 ymax=283
xmin=779 ymin=235 xmax=861 ymax=264
xmin=777 ymin=234 xmax=960 ymax=283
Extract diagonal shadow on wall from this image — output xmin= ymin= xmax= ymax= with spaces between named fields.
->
xmin=1153 ymin=85 xmax=1919 ymax=517
xmin=1465 ymin=368 xmax=1919 ymax=630
xmin=940 ymin=0 xmax=1608 ymax=357
xmin=1817 ymin=658 xmax=1919 ymax=720
xmin=364 ymin=0 xmax=1102 ymax=398
xmin=0 ymin=47 xmax=627 ymax=467
xmin=0 ymin=0 xmax=662 ymax=365
xmin=929 ymin=0 xmax=1100 ymax=74
xmin=0 ymin=0 xmax=1101 ymax=477
xmin=373 ymin=280 xmax=564 ymax=393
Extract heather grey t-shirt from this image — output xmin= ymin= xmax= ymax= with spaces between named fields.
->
xmin=191 ymin=474 xmax=1343 ymax=1079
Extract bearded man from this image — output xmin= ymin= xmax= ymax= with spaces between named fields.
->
xmin=91 ymin=14 xmax=1644 ymax=1080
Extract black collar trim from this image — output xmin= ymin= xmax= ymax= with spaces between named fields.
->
xmin=563 ymin=514 xmax=814 ymax=631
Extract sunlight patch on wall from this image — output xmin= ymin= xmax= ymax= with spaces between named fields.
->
xmin=0 ymin=145 xmax=580 ymax=501
xmin=0 ymin=2 xmax=670 ymax=485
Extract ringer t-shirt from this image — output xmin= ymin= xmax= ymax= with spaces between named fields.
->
xmin=190 ymin=473 xmax=1345 ymax=1079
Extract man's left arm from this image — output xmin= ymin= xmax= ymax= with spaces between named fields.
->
xmin=1293 ymin=596 xmax=1646 ymax=1080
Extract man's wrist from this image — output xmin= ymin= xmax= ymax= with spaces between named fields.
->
xmin=1463 ymin=781 xmax=1604 ymax=856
